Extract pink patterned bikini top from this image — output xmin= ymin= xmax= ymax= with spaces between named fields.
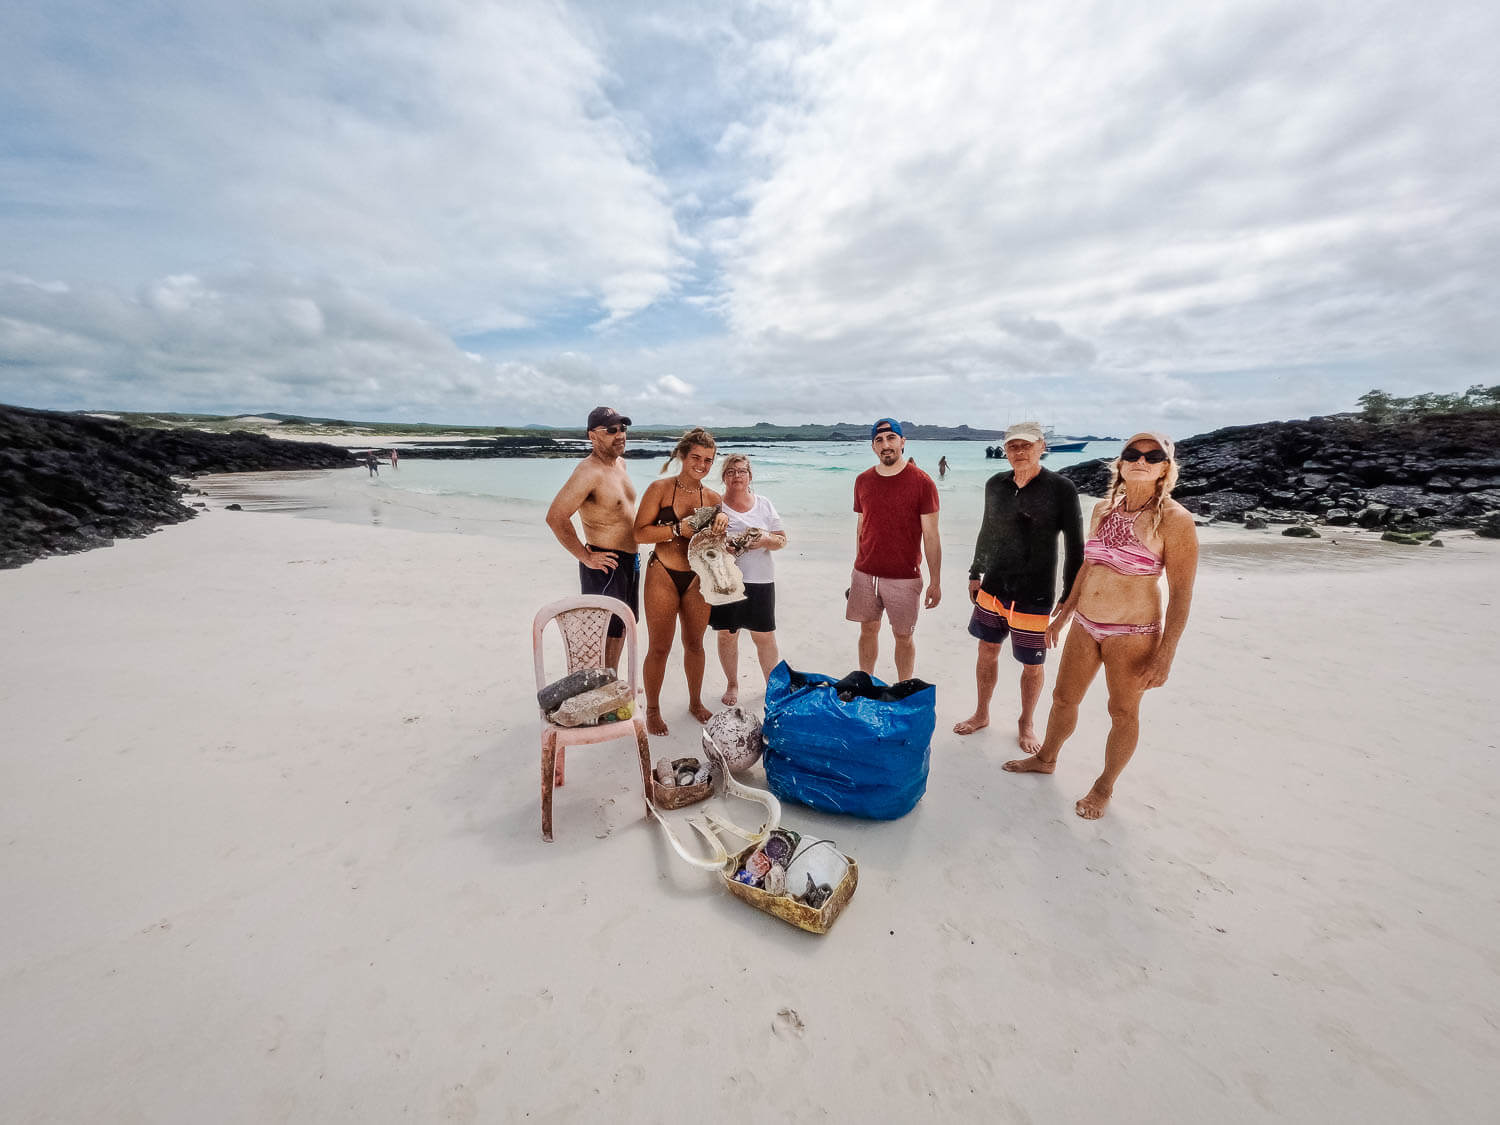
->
xmin=1084 ymin=503 xmax=1164 ymax=576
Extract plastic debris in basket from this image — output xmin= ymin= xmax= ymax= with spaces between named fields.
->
xmin=647 ymin=716 xmax=857 ymax=933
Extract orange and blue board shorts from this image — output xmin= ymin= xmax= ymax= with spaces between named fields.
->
xmin=968 ymin=589 xmax=1051 ymax=665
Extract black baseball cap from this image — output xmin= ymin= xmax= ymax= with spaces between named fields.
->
xmin=587 ymin=406 xmax=632 ymax=430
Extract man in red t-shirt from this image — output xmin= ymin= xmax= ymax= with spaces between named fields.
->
xmin=846 ymin=417 xmax=942 ymax=681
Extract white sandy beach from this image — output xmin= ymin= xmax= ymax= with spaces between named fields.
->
xmin=2 ymin=478 xmax=1498 ymax=1123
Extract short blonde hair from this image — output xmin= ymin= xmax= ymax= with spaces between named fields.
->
xmin=719 ymin=453 xmax=752 ymax=482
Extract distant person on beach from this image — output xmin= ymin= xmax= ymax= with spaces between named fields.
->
xmin=938 ymin=455 xmax=949 ymax=480
xmin=365 ymin=451 xmax=378 ymax=477
xmin=1003 ymin=432 xmax=1199 ymax=818
xmin=954 ymin=422 xmax=1083 ymax=753
xmin=634 ymin=427 xmax=728 ymax=735
xmin=389 ymin=448 xmax=398 ymax=469
xmin=846 ymin=418 xmax=941 ymax=682
xmin=545 ymin=406 xmax=639 ymax=671
xmin=710 ymin=454 xmax=787 ymax=705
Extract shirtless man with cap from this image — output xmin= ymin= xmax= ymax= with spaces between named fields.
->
xmin=545 ymin=406 xmax=639 ymax=670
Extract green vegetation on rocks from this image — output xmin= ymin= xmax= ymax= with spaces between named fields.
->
xmin=1356 ymin=385 xmax=1500 ymax=422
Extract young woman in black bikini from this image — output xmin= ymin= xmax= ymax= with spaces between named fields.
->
xmin=633 ymin=427 xmax=726 ymax=736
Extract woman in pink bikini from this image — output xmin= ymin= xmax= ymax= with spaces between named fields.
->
xmin=1003 ymin=432 xmax=1199 ymax=819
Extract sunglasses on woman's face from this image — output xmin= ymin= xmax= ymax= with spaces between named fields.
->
xmin=1122 ymin=448 xmax=1168 ymax=464
xmin=595 ymin=424 xmax=628 ymax=435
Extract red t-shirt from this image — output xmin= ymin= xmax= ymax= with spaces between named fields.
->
xmin=853 ymin=463 xmax=940 ymax=578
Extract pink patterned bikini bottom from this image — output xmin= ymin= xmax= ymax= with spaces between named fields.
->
xmin=1073 ymin=611 xmax=1160 ymax=642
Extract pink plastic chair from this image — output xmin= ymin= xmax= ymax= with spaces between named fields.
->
xmin=532 ymin=595 xmax=652 ymax=841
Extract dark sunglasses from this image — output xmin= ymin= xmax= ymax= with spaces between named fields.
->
xmin=595 ymin=424 xmax=628 ymax=435
xmin=1122 ymin=448 xmax=1168 ymax=464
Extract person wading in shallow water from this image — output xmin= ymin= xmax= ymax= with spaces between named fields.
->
xmin=1003 ymin=432 xmax=1198 ymax=819
xmin=545 ymin=406 xmax=639 ymax=671
xmin=634 ymin=427 xmax=728 ymax=736
xmin=953 ymin=422 xmax=1083 ymax=753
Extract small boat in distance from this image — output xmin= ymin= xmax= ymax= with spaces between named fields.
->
xmin=1044 ymin=427 xmax=1089 ymax=453
xmin=983 ymin=428 xmax=1092 ymax=458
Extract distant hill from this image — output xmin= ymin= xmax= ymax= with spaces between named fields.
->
xmin=627 ymin=420 xmax=1015 ymax=441
xmin=86 ymin=410 xmax=540 ymax=438
xmin=65 ymin=409 xmax=1100 ymax=442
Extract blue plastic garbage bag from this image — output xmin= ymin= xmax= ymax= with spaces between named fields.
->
xmin=761 ymin=662 xmax=935 ymax=819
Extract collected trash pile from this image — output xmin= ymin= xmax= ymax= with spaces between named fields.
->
xmin=533 ymin=596 xmax=938 ymax=936
xmin=762 ymin=665 xmax=935 ymax=819
xmin=729 ymin=827 xmax=844 ymax=910
xmin=647 ymin=706 xmax=860 ymax=933
xmin=537 ymin=667 xmax=634 ymax=726
xmin=653 ymin=757 xmax=710 ymax=789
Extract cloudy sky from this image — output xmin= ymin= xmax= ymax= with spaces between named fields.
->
xmin=3 ymin=0 xmax=1497 ymax=435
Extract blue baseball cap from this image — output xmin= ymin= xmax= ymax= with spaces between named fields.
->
xmin=871 ymin=417 xmax=903 ymax=438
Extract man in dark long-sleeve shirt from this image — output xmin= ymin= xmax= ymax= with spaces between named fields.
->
xmin=954 ymin=423 xmax=1083 ymax=751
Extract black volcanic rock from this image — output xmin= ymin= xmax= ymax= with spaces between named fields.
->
xmin=1057 ymin=411 xmax=1500 ymax=531
xmin=0 ymin=403 xmax=357 ymax=569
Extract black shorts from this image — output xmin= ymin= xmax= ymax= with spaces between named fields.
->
xmin=579 ymin=546 xmax=640 ymax=638
xmin=708 ymin=582 xmax=776 ymax=634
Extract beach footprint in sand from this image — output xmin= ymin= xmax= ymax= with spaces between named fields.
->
xmin=772 ymin=1007 xmax=805 ymax=1039
xmin=593 ymin=796 xmax=616 ymax=839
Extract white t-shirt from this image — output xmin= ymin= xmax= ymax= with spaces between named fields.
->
xmin=722 ymin=493 xmax=784 ymax=583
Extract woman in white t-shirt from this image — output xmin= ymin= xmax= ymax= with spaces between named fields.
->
xmin=710 ymin=454 xmax=788 ymax=704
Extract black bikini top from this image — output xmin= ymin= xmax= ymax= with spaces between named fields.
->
xmin=654 ymin=479 xmax=700 ymax=537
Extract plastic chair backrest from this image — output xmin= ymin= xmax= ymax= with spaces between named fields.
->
xmin=532 ymin=595 xmax=640 ymax=695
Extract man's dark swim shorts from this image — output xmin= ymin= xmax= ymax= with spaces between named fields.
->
xmin=968 ymin=589 xmax=1051 ymax=666
xmin=579 ymin=546 xmax=640 ymax=637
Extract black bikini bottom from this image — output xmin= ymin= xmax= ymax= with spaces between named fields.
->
xmin=650 ymin=552 xmax=697 ymax=597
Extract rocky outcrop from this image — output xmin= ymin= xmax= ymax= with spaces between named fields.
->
xmin=0 ymin=403 xmax=356 ymax=569
xmin=1058 ymin=411 xmax=1500 ymax=531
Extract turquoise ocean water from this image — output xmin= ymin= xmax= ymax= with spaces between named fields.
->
xmin=371 ymin=439 xmax=1111 ymax=526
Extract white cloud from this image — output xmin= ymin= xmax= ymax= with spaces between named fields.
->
xmin=707 ymin=0 xmax=1500 ymax=427
xmin=1 ymin=1 xmax=686 ymax=332
xmin=0 ymin=271 xmax=626 ymax=422
xmin=3 ymin=0 xmax=1498 ymax=436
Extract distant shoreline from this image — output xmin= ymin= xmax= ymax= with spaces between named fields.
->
xmin=71 ymin=407 xmax=1112 ymax=445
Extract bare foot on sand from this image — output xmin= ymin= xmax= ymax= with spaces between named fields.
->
xmin=689 ymin=701 xmax=713 ymax=724
xmin=1017 ymin=722 xmax=1041 ymax=755
xmin=646 ymin=707 xmax=669 ymax=737
xmin=1075 ymin=783 xmax=1111 ymax=819
xmin=1002 ymin=753 xmax=1056 ymax=774
xmin=721 ymin=685 xmax=738 ymax=706
xmin=953 ymin=713 xmax=989 ymax=736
